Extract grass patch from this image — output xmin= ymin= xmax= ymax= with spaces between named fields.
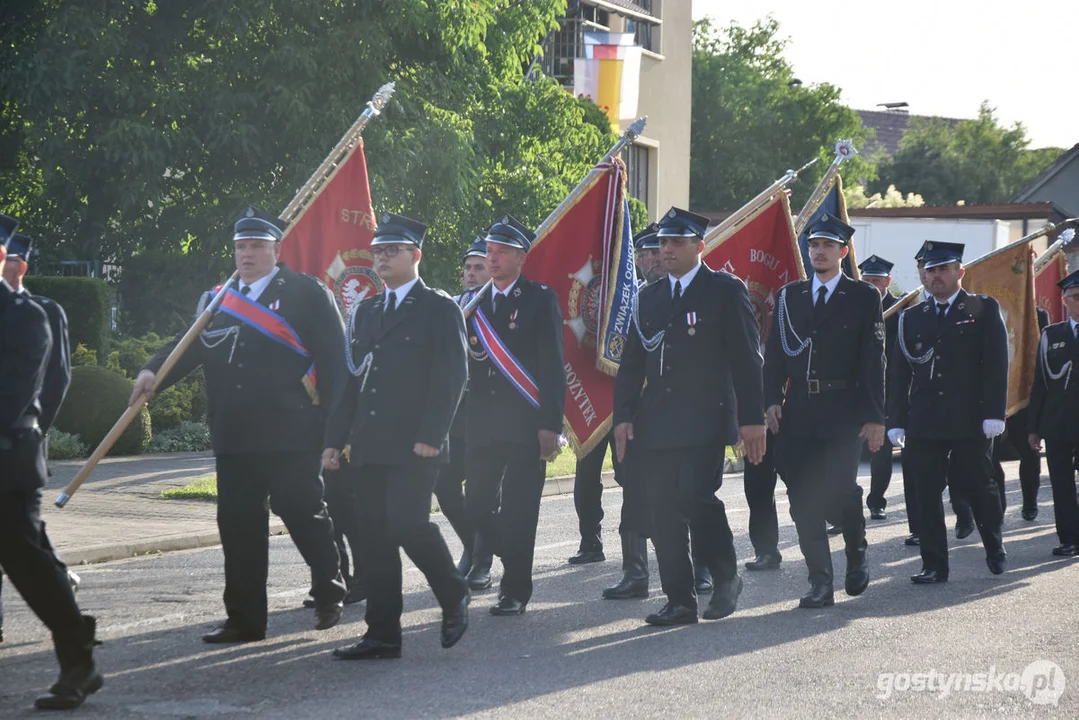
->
xmin=161 ymin=474 xmax=218 ymax=500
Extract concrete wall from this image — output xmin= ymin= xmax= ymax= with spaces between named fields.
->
xmin=633 ymin=0 xmax=691 ymax=219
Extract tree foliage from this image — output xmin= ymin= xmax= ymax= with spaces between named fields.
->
xmin=844 ymin=184 xmax=925 ymax=210
xmin=1 ymin=0 xmax=631 ymax=325
xmin=871 ymin=102 xmax=1063 ymax=206
xmin=690 ymin=17 xmax=874 ymax=212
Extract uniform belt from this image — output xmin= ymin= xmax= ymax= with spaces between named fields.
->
xmin=800 ymin=378 xmax=856 ymax=395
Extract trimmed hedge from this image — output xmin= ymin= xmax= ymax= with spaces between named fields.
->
xmin=54 ymin=365 xmax=151 ymax=456
xmin=24 ymin=276 xmax=112 ymax=362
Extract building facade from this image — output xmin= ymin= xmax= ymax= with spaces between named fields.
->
xmin=542 ymin=0 xmax=691 ymax=220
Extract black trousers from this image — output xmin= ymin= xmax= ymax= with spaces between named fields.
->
xmin=466 ymin=441 xmax=546 ymax=604
xmin=782 ymin=435 xmax=866 ymax=586
xmin=987 ymin=412 xmax=1042 ymax=511
xmin=743 ymin=429 xmax=781 ymax=556
xmin=617 ymin=443 xmax=650 ymax=536
xmin=214 ymin=452 xmax=345 ymax=632
xmin=324 ymin=466 xmax=365 ymax=585
xmin=353 ymin=462 xmax=467 ymax=644
xmin=0 ymin=489 xmax=84 ymax=643
xmin=434 ymin=436 xmax=476 ymax=553
xmin=905 ymin=437 xmax=1003 ymax=573
xmin=572 ymin=434 xmax=625 ymax=547
xmin=1044 ymin=441 xmax=1079 ymax=546
xmin=640 ymin=446 xmax=735 ymax=611
xmin=867 ymin=437 xmax=894 ymax=511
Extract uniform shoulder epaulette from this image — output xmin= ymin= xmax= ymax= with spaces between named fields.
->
xmin=432 ymin=287 xmax=453 ymax=300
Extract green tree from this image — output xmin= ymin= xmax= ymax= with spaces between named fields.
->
xmin=690 ymin=16 xmax=874 ymax=212
xmin=872 ymin=102 xmax=1064 ymax=205
xmin=1 ymin=0 xmax=635 ymax=323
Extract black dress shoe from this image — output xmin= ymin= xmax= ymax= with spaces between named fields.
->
xmin=567 ymin=548 xmax=606 ymax=565
xmin=827 ymin=523 xmax=843 ymax=536
xmin=645 ymin=602 xmax=698 ymax=626
xmin=441 ymin=593 xmax=470 ymax=649
xmin=315 ymin=603 xmax=344 ymax=631
xmin=1021 ymin=507 xmax=1039 ymax=521
xmin=467 ymin=568 xmax=493 ymax=591
xmin=693 ymin=564 xmax=713 ymax=594
xmin=904 ymin=534 xmax=920 ymax=547
xmin=955 ymin=518 xmax=975 ymax=540
xmin=202 ymin=625 xmax=265 ymax=644
xmin=744 ymin=552 xmax=781 ymax=571
xmin=702 ymin=575 xmax=743 ymax=620
xmin=489 ymin=597 xmax=526 ymax=616
xmin=34 ymin=666 xmax=104 ymax=710
xmin=845 ymin=550 xmax=869 ymax=597
xmin=986 ymin=552 xmax=1007 ymax=575
xmin=602 ymin=577 xmax=649 ymax=599
xmin=910 ymin=569 xmax=948 ymax=584
xmin=798 ymin=584 xmax=835 ymax=608
xmin=870 ymin=509 xmax=887 ymax=521
xmin=1052 ymin=544 xmax=1079 ymax=556
xmin=344 ymin=582 xmax=367 ymax=605
xmin=333 ymin=638 xmax=402 ymax=660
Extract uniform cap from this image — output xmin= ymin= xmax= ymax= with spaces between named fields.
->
xmin=372 ymin=213 xmax=427 ymax=248
xmin=485 ymin=215 xmax=535 ymax=252
xmin=657 ymin=208 xmax=709 ymax=239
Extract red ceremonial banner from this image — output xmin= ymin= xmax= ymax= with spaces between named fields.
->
xmin=703 ymin=193 xmax=805 ymax=344
xmin=1035 ymin=248 xmax=1066 ymax=324
xmin=277 ymin=142 xmax=380 ymax=316
xmin=523 ymin=159 xmax=631 ymax=457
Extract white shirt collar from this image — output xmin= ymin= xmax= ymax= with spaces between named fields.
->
xmin=932 ymin=288 xmax=962 ymax=310
xmin=811 ymin=272 xmax=843 ymax=303
xmin=491 ymin=276 xmax=519 ymax=299
xmin=385 ymin=276 xmax=420 ymax=309
xmin=669 ymin=261 xmax=702 ymax=296
xmin=1071 ymin=318 xmax=1078 ymax=334
xmin=238 ymin=265 xmax=280 ymax=302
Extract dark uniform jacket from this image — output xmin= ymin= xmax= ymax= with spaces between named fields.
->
xmin=614 ymin=264 xmax=764 ymax=450
xmin=144 ymin=264 xmax=347 ymax=456
xmin=326 ymin=279 xmax=467 ymax=465
xmin=1028 ymin=320 xmax=1079 ymax=443
xmin=449 ymin=292 xmax=473 ymax=442
xmin=764 ymin=274 xmax=886 ymax=437
xmin=0 ymin=279 xmax=51 ymax=490
xmin=882 ymin=292 xmax=899 ymax=354
xmin=465 ymin=275 xmax=565 ymax=447
xmin=28 ymin=294 xmax=71 ymax=432
xmin=888 ymin=289 xmax=1008 ymax=440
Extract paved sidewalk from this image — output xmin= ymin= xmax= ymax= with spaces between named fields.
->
xmin=41 ymin=451 xmax=621 ymax=566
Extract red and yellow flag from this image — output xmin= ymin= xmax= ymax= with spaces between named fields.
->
xmin=703 ymin=193 xmax=805 ymax=343
xmin=963 ymin=241 xmax=1039 ymax=416
xmin=1035 ymin=246 xmax=1067 ymax=324
xmin=524 ymin=158 xmax=636 ymax=457
xmin=277 ymin=142 xmax=380 ymax=315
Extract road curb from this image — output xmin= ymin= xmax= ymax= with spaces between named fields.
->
xmin=63 ymin=460 xmax=743 ymax=566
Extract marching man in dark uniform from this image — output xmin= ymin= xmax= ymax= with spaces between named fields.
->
xmin=465 ymin=216 xmax=566 ymax=616
xmin=764 ymin=213 xmax=885 ymax=609
xmin=859 ymin=255 xmax=898 ymax=520
xmin=132 ymin=207 xmax=347 ymax=641
xmin=889 ymin=241 xmax=1009 ymax=583
xmin=614 ymin=208 xmax=767 ymax=625
xmin=0 ymin=215 xmax=102 ymax=710
xmin=323 ymin=213 xmax=470 ymax=659
xmin=1027 ymin=268 xmax=1079 ymax=557
xmin=441 ymin=237 xmax=490 ymax=585
xmin=1 ymin=232 xmax=78 ymax=643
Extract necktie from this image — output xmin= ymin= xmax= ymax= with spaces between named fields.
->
xmin=240 ymin=285 xmax=251 ymax=296
xmin=385 ymin=290 xmax=397 ymax=314
xmin=492 ymin=292 xmax=499 ymax=314
xmin=936 ymin=302 xmax=949 ymax=330
xmin=672 ymin=280 xmax=682 ymax=303
xmin=815 ymin=286 xmax=827 ymax=310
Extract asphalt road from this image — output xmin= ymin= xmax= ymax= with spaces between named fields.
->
xmin=1 ymin=459 xmax=1076 ymax=718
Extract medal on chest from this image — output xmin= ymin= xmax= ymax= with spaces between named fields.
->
xmin=509 ymin=309 xmax=518 ymax=330
xmin=686 ymin=311 xmax=697 ymax=336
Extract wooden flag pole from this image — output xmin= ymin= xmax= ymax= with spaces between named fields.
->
xmin=56 ymin=83 xmax=397 ymax=508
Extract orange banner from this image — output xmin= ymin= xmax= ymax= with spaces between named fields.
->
xmin=963 ymin=242 xmax=1039 ymax=416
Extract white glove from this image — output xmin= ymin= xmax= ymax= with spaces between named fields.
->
xmin=983 ymin=419 xmax=1005 ymax=439
xmin=887 ymin=428 xmax=905 ymax=448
